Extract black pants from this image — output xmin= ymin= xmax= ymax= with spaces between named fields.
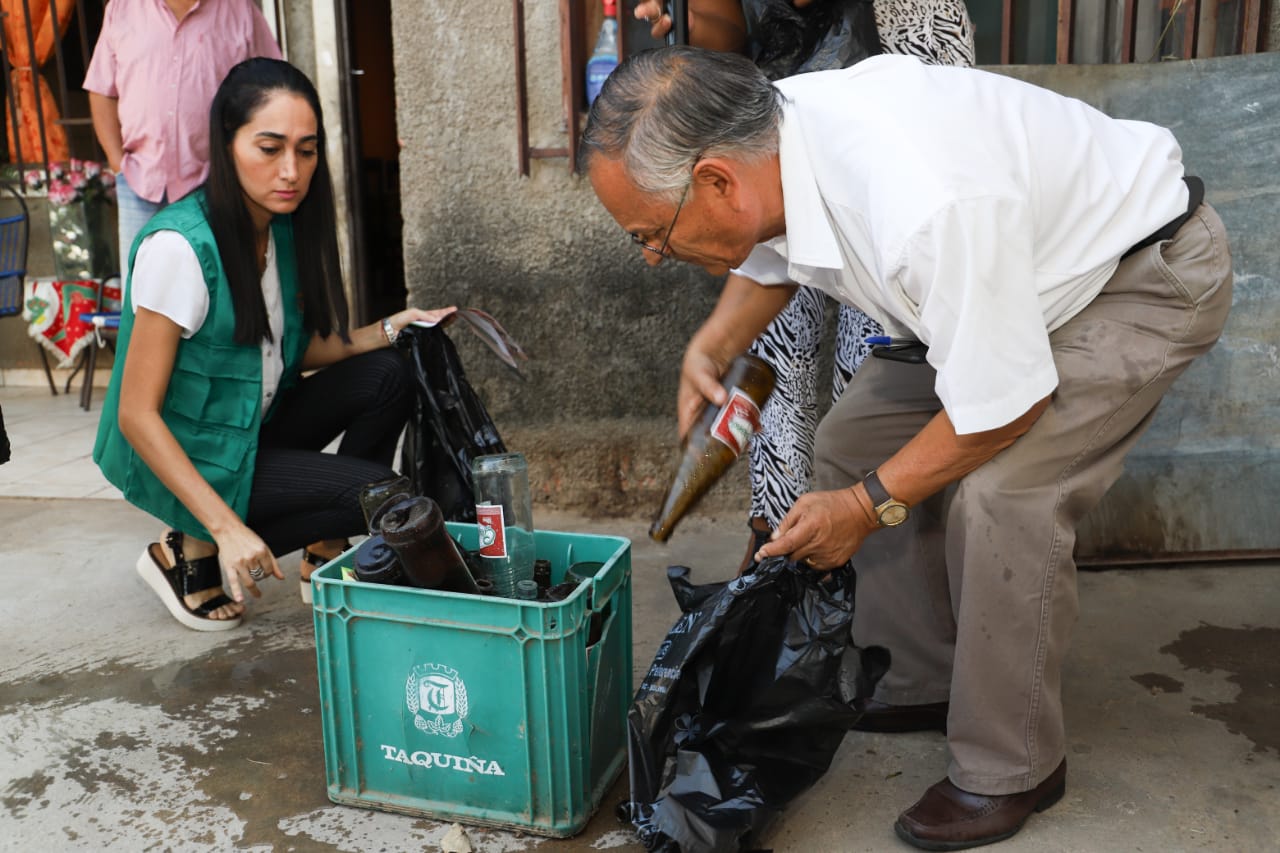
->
xmin=247 ymin=348 xmax=410 ymax=555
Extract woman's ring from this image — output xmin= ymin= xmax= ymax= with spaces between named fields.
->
xmin=804 ymin=557 xmax=818 ymax=568
xmin=248 ymin=566 xmax=266 ymax=581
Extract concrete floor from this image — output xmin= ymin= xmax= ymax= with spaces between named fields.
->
xmin=1 ymin=386 xmax=1278 ymax=852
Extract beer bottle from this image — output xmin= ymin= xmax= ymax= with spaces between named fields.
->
xmin=533 ymin=559 xmax=553 ymax=596
xmin=649 ymin=354 xmax=776 ymax=542
xmin=358 ymin=475 xmax=412 ymax=534
xmin=379 ymin=496 xmax=480 ymax=594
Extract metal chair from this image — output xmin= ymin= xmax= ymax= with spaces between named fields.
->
xmin=76 ymin=273 xmax=121 ymax=411
xmin=0 ymin=182 xmax=58 ymax=395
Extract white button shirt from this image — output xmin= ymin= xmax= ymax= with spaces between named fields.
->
xmin=734 ymin=55 xmax=1189 ymax=434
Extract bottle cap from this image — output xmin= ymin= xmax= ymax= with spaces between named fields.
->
xmin=352 ymin=535 xmax=406 ymax=585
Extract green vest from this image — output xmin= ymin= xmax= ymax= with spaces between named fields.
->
xmin=93 ymin=190 xmax=309 ymax=541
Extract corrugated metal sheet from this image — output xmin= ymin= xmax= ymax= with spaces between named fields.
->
xmin=993 ymin=52 xmax=1280 ymax=563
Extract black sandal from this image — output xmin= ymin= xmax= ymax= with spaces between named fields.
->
xmin=300 ymin=541 xmax=348 ymax=604
xmin=134 ymin=531 xmax=242 ymax=632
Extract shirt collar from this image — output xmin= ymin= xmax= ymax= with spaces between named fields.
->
xmin=774 ymin=100 xmax=844 ymax=270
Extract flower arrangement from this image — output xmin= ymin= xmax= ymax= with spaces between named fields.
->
xmin=18 ymin=160 xmax=116 ymax=206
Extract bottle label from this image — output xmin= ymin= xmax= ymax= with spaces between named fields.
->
xmin=710 ymin=387 xmax=762 ymax=457
xmin=476 ymin=504 xmax=507 ymax=558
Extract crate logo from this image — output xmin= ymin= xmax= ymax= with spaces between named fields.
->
xmin=406 ymin=663 xmax=469 ymax=737
xmin=710 ymin=388 xmax=762 ymax=457
xmin=475 ymin=504 xmax=507 ymax=558
xmin=378 ymin=744 xmax=506 ymax=777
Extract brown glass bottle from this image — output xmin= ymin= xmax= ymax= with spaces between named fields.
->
xmin=533 ymin=559 xmax=553 ymax=596
xmin=358 ymin=475 xmax=412 ymax=534
xmin=378 ymin=496 xmax=480 ymax=594
xmin=649 ymin=354 xmax=776 ymax=542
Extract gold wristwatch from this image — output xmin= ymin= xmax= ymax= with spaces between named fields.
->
xmin=863 ymin=469 xmax=909 ymax=527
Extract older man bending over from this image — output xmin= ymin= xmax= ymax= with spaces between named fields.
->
xmin=581 ymin=47 xmax=1231 ymax=850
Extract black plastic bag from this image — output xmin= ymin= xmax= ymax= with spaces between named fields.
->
xmin=625 ymin=557 xmax=888 ymax=852
xmin=0 ymin=403 xmax=9 ymax=465
xmin=398 ymin=324 xmax=507 ymax=522
xmin=744 ymin=0 xmax=882 ymax=80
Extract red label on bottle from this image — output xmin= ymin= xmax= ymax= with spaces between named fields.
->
xmin=476 ymin=504 xmax=507 ymax=558
xmin=710 ymin=388 xmax=762 ymax=457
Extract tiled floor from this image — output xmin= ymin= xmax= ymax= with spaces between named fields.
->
xmin=0 ymin=386 xmax=121 ymax=499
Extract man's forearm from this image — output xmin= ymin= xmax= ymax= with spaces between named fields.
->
xmin=864 ymin=396 xmax=1053 ymax=515
xmin=88 ymin=92 xmax=124 ymax=173
xmin=692 ymin=273 xmax=796 ymax=366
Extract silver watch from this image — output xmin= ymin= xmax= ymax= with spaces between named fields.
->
xmin=382 ymin=316 xmax=399 ymax=345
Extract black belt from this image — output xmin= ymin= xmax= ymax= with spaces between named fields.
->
xmin=1122 ymin=175 xmax=1204 ymax=260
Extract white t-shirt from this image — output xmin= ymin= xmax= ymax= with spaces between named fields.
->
xmin=734 ymin=55 xmax=1188 ymax=434
xmin=130 ymin=229 xmax=286 ymax=414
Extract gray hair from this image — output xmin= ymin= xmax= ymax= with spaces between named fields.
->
xmin=578 ymin=46 xmax=784 ymax=202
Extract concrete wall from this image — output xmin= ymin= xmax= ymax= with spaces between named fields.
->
xmin=390 ymin=1 xmax=747 ymax=520
xmin=391 ymin=6 xmax=1280 ymax=556
xmin=995 ymin=52 xmax=1280 ymax=560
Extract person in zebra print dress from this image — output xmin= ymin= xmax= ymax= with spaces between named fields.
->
xmin=635 ymin=0 xmax=974 ymax=563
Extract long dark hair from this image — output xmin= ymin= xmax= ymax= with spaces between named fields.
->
xmin=205 ymin=57 xmax=347 ymax=345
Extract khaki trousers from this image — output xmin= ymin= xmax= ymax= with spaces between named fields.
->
xmin=814 ymin=204 xmax=1233 ymax=795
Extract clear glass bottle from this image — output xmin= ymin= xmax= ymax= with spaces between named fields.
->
xmin=514 ymin=579 xmax=540 ymax=601
xmin=471 ymin=452 xmax=536 ymax=598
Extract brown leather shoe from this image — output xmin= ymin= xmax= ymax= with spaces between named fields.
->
xmin=851 ymin=698 xmax=949 ymax=733
xmin=894 ymin=759 xmax=1067 ymax=850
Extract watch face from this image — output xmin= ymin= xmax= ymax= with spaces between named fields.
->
xmin=880 ymin=503 xmax=909 ymax=527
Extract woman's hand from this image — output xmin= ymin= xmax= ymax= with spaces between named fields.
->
xmin=633 ymin=0 xmax=748 ymax=53
xmin=634 ymin=0 xmax=674 ymax=39
xmin=212 ymin=521 xmax=283 ymax=604
xmin=385 ymin=305 xmax=458 ymax=340
xmin=302 ymin=305 xmax=458 ymax=370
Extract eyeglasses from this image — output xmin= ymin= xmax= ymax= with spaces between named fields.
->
xmin=630 ymin=160 xmax=698 ymax=260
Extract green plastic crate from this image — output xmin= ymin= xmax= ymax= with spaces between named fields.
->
xmin=311 ymin=522 xmax=632 ymax=837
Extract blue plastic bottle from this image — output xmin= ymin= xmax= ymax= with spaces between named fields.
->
xmin=585 ymin=0 xmax=619 ymax=106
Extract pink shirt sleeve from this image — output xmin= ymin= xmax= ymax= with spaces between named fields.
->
xmin=82 ymin=2 xmax=118 ymax=96
xmin=249 ymin=5 xmax=283 ymax=60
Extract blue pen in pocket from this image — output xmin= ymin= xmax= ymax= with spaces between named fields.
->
xmin=866 ymin=336 xmax=929 ymax=364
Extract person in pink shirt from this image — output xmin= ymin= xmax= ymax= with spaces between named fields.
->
xmin=84 ymin=0 xmax=281 ymax=279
